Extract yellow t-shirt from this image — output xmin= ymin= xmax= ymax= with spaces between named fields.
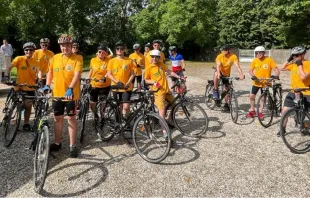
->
xmin=49 ymin=53 xmax=83 ymax=100
xmin=89 ymin=56 xmax=111 ymax=88
xmin=129 ymin=52 xmax=144 ymax=76
xmin=215 ymin=53 xmax=238 ymax=76
xmin=145 ymin=51 xmax=165 ymax=68
xmin=144 ymin=62 xmax=169 ymax=95
xmin=107 ymin=57 xmax=134 ymax=92
xmin=32 ymin=49 xmax=54 ymax=75
xmin=11 ymin=56 xmax=41 ymax=91
xmin=250 ymin=57 xmax=277 ymax=87
xmin=287 ymin=61 xmax=310 ymax=95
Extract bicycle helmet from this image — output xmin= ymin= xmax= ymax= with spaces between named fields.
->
xmin=291 ymin=46 xmax=307 ymax=55
xmin=115 ymin=40 xmax=126 ymax=48
xmin=145 ymin=43 xmax=151 ymax=48
xmin=133 ymin=43 xmax=140 ymax=50
xmin=150 ymin=50 xmax=161 ymax=57
xmin=169 ymin=46 xmax=177 ymax=51
xmin=254 ymin=46 xmax=265 ymax=52
xmin=153 ymin=39 xmax=161 ymax=44
xmin=221 ymin=44 xmax=231 ymax=50
xmin=97 ymin=45 xmax=108 ymax=52
xmin=23 ymin=42 xmax=36 ymax=49
xmin=73 ymin=42 xmax=79 ymax=47
xmin=40 ymin=38 xmax=50 ymax=43
xmin=58 ymin=34 xmax=73 ymax=44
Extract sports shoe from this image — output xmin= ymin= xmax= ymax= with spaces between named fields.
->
xmin=258 ymin=112 xmax=264 ymax=120
xmin=246 ymin=111 xmax=256 ymax=118
xmin=223 ymin=103 xmax=230 ymax=112
xmin=212 ymin=90 xmax=219 ymax=100
xmin=23 ymin=124 xmax=32 ymax=132
xmin=50 ymin=143 xmax=62 ymax=152
xmin=69 ymin=145 xmax=78 ymax=158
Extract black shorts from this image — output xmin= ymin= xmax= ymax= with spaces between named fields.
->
xmin=90 ymin=87 xmax=111 ymax=102
xmin=171 ymin=70 xmax=184 ymax=82
xmin=52 ymin=100 xmax=77 ymax=116
xmin=284 ymin=92 xmax=310 ymax=108
xmin=250 ymin=85 xmax=263 ymax=95
xmin=132 ymin=75 xmax=142 ymax=85
xmin=23 ymin=91 xmax=35 ymax=96
xmin=113 ymin=91 xmax=132 ymax=102
xmin=219 ymin=72 xmax=230 ymax=85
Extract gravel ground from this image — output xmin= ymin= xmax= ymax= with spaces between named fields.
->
xmin=1 ymin=63 xmax=310 ymax=197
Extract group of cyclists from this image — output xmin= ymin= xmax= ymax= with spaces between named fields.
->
xmin=2 ymin=34 xmax=186 ymax=158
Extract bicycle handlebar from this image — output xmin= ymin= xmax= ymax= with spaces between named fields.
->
xmin=5 ymin=82 xmax=40 ymax=89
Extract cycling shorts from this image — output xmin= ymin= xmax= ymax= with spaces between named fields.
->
xmin=90 ymin=87 xmax=111 ymax=102
xmin=250 ymin=85 xmax=263 ymax=95
xmin=284 ymin=92 xmax=310 ymax=108
xmin=112 ymin=91 xmax=132 ymax=102
xmin=52 ymin=100 xmax=77 ymax=116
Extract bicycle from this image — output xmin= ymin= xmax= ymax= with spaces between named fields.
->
xmin=0 ymin=82 xmax=39 ymax=147
xmin=255 ymin=77 xmax=282 ymax=128
xmin=163 ymin=78 xmax=209 ymax=137
xmin=279 ymin=87 xmax=310 ymax=154
xmin=94 ymin=85 xmax=172 ymax=164
xmin=205 ymin=75 xmax=242 ymax=123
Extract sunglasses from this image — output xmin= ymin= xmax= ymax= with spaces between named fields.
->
xmin=116 ymin=47 xmax=124 ymax=50
xmin=153 ymin=44 xmax=160 ymax=47
xmin=73 ymin=47 xmax=79 ymax=49
xmin=41 ymin=44 xmax=48 ymax=47
xmin=98 ymin=50 xmax=106 ymax=54
xmin=24 ymin=48 xmax=34 ymax=52
xmin=151 ymin=56 xmax=160 ymax=59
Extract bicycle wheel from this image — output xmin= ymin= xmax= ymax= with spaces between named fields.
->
xmin=79 ymin=99 xmax=89 ymax=143
xmin=256 ymin=93 xmax=274 ymax=128
xmin=229 ymin=91 xmax=239 ymax=123
xmin=205 ymin=84 xmax=216 ymax=109
xmin=95 ymin=101 xmax=116 ymax=141
xmin=133 ymin=112 xmax=171 ymax=163
xmin=34 ymin=125 xmax=50 ymax=193
xmin=280 ymin=109 xmax=310 ymax=154
xmin=172 ymin=101 xmax=208 ymax=136
xmin=274 ymin=88 xmax=283 ymax=116
xmin=3 ymin=103 xmax=22 ymax=147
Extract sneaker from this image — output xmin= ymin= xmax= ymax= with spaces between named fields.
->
xmin=223 ymin=103 xmax=230 ymax=112
xmin=69 ymin=145 xmax=78 ymax=158
xmin=246 ymin=111 xmax=256 ymax=118
xmin=213 ymin=90 xmax=219 ymax=100
xmin=23 ymin=124 xmax=32 ymax=132
xmin=167 ymin=123 xmax=175 ymax=129
xmin=258 ymin=112 xmax=264 ymax=120
xmin=50 ymin=143 xmax=62 ymax=152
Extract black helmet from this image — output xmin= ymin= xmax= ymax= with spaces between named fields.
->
xmin=145 ymin=43 xmax=151 ymax=48
xmin=169 ymin=46 xmax=177 ymax=51
xmin=133 ymin=43 xmax=140 ymax=50
xmin=221 ymin=44 xmax=231 ymax=51
xmin=97 ymin=45 xmax=108 ymax=52
xmin=115 ymin=40 xmax=126 ymax=48
xmin=23 ymin=42 xmax=36 ymax=49
xmin=291 ymin=46 xmax=306 ymax=55
xmin=152 ymin=39 xmax=161 ymax=44
xmin=73 ymin=42 xmax=79 ymax=47
xmin=40 ymin=38 xmax=50 ymax=43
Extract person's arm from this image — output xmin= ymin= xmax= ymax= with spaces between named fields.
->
xmin=88 ymin=69 xmax=93 ymax=78
xmin=4 ymin=64 xmax=14 ymax=76
xmin=280 ymin=61 xmax=291 ymax=71
xmin=181 ymin=59 xmax=186 ymax=70
xmin=166 ymin=68 xmax=181 ymax=79
xmin=216 ymin=60 xmax=221 ymax=79
xmin=126 ymin=69 xmax=135 ymax=86
xmin=273 ymin=67 xmax=280 ymax=77
xmin=249 ymin=68 xmax=255 ymax=78
xmin=46 ymin=68 xmax=53 ymax=86
xmin=234 ymin=61 xmax=244 ymax=80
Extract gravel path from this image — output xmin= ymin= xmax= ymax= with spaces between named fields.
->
xmin=1 ymin=63 xmax=310 ymax=197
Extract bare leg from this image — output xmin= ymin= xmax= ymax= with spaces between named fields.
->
xmin=67 ymin=115 xmax=77 ymax=146
xmin=54 ymin=115 xmax=64 ymax=144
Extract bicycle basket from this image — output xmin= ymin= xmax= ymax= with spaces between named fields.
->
xmin=176 ymin=83 xmax=187 ymax=94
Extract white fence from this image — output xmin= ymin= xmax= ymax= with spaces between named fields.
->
xmin=239 ymin=49 xmax=271 ymax=63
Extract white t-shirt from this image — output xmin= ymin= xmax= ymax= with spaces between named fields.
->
xmin=1 ymin=44 xmax=13 ymax=56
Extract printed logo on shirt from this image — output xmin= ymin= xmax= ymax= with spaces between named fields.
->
xmin=66 ymin=64 xmax=72 ymax=71
xmin=263 ymin=64 xmax=268 ymax=69
xmin=54 ymin=68 xmax=60 ymax=72
xmin=122 ymin=64 xmax=128 ymax=70
xmin=113 ymin=69 xmax=118 ymax=73
xmin=153 ymin=72 xmax=160 ymax=77
xmin=100 ymin=64 xmax=107 ymax=70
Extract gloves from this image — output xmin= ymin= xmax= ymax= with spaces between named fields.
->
xmin=287 ymin=54 xmax=294 ymax=62
xmin=271 ymin=75 xmax=279 ymax=80
xmin=296 ymin=60 xmax=302 ymax=66
xmin=251 ymin=76 xmax=258 ymax=81
xmin=65 ymin=88 xmax=73 ymax=97
xmin=101 ymin=77 xmax=106 ymax=83
xmin=2 ymin=76 xmax=9 ymax=82
xmin=154 ymin=81 xmax=161 ymax=88
xmin=124 ymin=84 xmax=129 ymax=90
xmin=117 ymin=81 xmax=125 ymax=89
xmin=39 ymin=85 xmax=51 ymax=93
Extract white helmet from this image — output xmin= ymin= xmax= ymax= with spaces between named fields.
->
xmin=150 ymin=49 xmax=161 ymax=57
xmin=254 ymin=46 xmax=265 ymax=52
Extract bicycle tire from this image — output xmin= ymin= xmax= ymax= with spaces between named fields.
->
xmin=205 ymin=84 xmax=216 ymax=109
xmin=172 ymin=101 xmax=208 ymax=136
xmin=274 ymin=87 xmax=283 ymax=116
xmin=95 ymin=101 xmax=115 ymax=141
xmin=229 ymin=91 xmax=239 ymax=123
xmin=3 ymin=103 xmax=22 ymax=147
xmin=280 ymin=108 xmax=310 ymax=154
xmin=34 ymin=125 xmax=50 ymax=193
xmin=257 ymin=93 xmax=274 ymax=128
xmin=132 ymin=112 xmax=171 ymax=163
xmin=79 ymin=99 xmax=89 ymax=143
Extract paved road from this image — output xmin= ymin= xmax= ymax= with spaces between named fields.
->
xmin=1 ymin=63 xmax=310 ymax=197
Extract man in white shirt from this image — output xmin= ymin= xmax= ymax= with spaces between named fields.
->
xmin=1 ymin=39 xmax=13 ymax=80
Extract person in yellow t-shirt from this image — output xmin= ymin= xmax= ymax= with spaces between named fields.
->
xmin=145 ymin=40 xmax=165 ymax=68
xmin=41 ymin=34 xmax=82 ymax=158
xmin=247 ymin=46 xmax=279 ymax=119
xmin=33 ymin=38 xmax=54 ymax=87
xmin=279 ymin=46 xmax=310 ymax=136
xmin=129 ymin=43 xmax=144 ymax=91
xmin=107 ymin=41 xmax=135 ymax=119
xmin=144 ymin=42 xmax=151 ymax=68
xmin=4 ymin=42 xmax=41 ymax=132
xmin=88 ymin=45 xmax=111 ymax=112
xmin=144 ymin=50 xmax=183 ymax=124
xmin=213 ymin=44 xmax=244 ymax=107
